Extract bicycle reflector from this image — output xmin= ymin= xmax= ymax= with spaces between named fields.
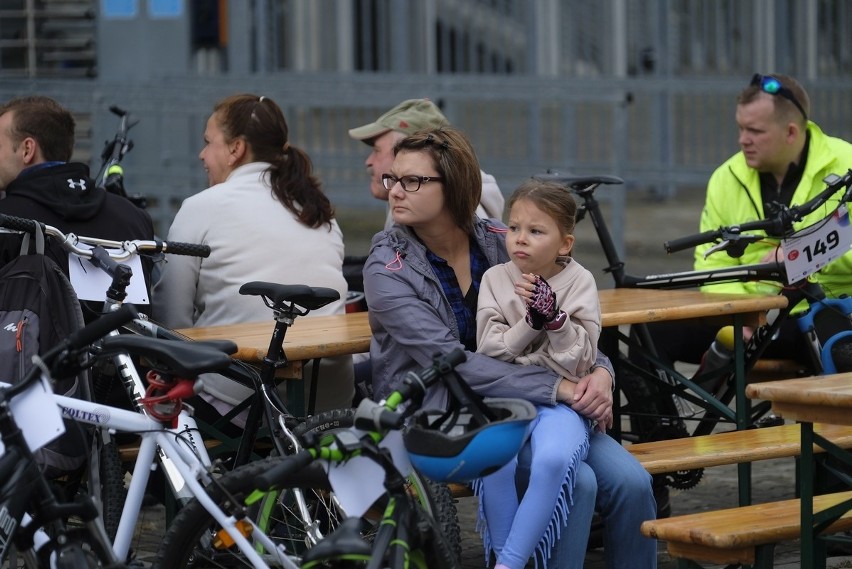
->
xmin=402 ymin=398 xmax=536 ymax=483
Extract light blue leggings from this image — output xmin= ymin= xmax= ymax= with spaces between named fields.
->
xmin=476 ymin=403 xmax=590 ymax=569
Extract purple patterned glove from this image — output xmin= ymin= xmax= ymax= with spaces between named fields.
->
xmin=525 ymin=275 xmax=558 ymax=330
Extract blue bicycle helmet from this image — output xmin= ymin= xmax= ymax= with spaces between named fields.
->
xmin=402 ymin=398 xmax=536 ymax=483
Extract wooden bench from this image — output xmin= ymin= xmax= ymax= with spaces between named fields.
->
xmin=747 ymin=358 xmax=806 ymax=382
xmin=640 ymin=490 xmax=852 ymax=567
xmin=448 ymin=423 xmax=852 ymax=498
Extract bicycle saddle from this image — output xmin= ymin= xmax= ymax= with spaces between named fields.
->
xmin=100 ymin=335 xmax=233 ymax=377
xmin=239 ymin=281 xmax=340 ymax=311
xmin=192 ymin=340 xmax=239 ymax=355
xmin=533 ymin=171 xmax=624 ymax=193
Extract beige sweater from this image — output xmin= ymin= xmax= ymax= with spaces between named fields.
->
xmin=476 ymin=259 xmax=600 ymax=381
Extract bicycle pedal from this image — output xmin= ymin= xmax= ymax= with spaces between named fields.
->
xmin=754 ymin=414 xmax=785 ymax=428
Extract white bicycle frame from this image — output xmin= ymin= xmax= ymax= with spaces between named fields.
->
xmin=101 ymin=320 xmax=213 ymax=502
xmin=54 ymin=390 xmax=297 ymax=568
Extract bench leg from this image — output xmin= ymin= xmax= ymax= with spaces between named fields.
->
xmin=753 ymin=543 xmax=777 ymax=569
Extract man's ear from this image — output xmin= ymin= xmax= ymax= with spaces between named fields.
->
xmin=785 ymin=122 xmax=802 ymax=143
xmin=20 ymin=137 xmax=40 ymax=166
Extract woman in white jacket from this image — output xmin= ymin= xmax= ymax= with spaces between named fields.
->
xmin=153 ymin=93 xmax=354 ymax=420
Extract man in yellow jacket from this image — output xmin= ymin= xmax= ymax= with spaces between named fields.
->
xmin=651 ymin=73 xmax=852 ymax=370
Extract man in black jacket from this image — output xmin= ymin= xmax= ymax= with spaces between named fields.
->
xmin=0 ymin=95 xmax=155 ymax=318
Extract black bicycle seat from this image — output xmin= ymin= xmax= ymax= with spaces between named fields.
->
xmin=100 ymin=335 xmax=232 ymax=377
xmin=239 ymin=281 xmax=340 ymax=311
xmin=193 ymin=340 xmax=239 ymax=355
xmin=533 ymin=172 xmax=624 ymax=193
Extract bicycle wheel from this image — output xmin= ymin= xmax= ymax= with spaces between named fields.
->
xmin=299 ymin=500 xmax=460 ymax=569
xmin=153 ymin=456 xmax=336 ymax=568
xmin=86 ymin=437 xmax=126 ymax=542
xmin=294 ymin=409 xmax=462 ymax=561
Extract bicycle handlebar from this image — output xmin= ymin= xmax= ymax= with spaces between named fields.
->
xmin=394 ymin=347 xmax=467 ymax=403
xmin=0 ymin=213 xmax=211 ymax=259
xmin=664 ymin=169 xmax=852 ymax=255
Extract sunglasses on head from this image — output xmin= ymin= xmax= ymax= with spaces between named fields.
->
xmin=750 ymin=74 xmax=808 ymax=120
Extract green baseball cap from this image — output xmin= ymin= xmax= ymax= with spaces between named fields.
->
xmin=348 ymin=98 xmax=450 ymax=143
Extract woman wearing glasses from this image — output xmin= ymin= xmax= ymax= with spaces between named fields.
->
xmin=363 ymin=126 xmax=656 ymax=568
xmin=153 ymin=93 xmax=355 ymax=421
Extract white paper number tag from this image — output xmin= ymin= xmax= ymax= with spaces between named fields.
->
xmin=68 ymin=246 xmax=149 ymax=304
xmin=325 ymin=430 xmax=412 ymax=518
xmin=782 ymin=205 xmax=852 ymax=284
xmin=0 ymin=376 xmax=65 ymax=458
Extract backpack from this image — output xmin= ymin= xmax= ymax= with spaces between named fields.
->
xmin=0 ymin=223 xmax=90 ymax=478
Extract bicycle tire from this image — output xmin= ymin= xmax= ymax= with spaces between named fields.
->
xmin=152 ymin=456 xmax=334 ymax=568
xmin=294 ymin=409 xmax=462 ymax=561
xmin=411 ymin=499 xmax=462 ymax=569
xmin=830 ymin=338 xmax=852 ymax=372
xmin=92 ymin=439 xmax=126 ymax=542
xmin=615 ymin=368 xmax=684 ymax=443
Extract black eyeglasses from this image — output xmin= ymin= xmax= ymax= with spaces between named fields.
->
xmin=381 ymin=174 xmax=444 ymax=193
xmin=750 ymin=74 xmax=808 ymax=120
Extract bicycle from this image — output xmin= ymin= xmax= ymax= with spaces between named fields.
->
xmin=0 ymin=212 xmax=462 ymax=563
xmin=155 ymin=348 xmax=536 ymax=569
xmin=536 ymin=170 xmax=852 ymax=488
xmin=3 ymin=302 xmax=346 ymax=568
xmin=0 ymin=305 xmax=279 ymax=567
xmin=0 ymin=307 xmax=137 ymax=568
xmin=94 ymin=105 xmax=146 ymax=209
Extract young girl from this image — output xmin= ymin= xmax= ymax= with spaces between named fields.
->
xmin=476 ymin=179 xmax=601 ymax=569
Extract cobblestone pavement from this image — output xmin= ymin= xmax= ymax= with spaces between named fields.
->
xmin=128 ymin=454 xmax=852 ymax=568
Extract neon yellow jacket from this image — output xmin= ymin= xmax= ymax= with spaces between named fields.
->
xmin=695 ymin=122 xmax=852 ymax=303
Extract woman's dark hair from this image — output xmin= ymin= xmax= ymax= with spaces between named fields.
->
xmin=393 ymin=126 xmax=481 ymax=233
xmin=0 ymin=96 xmax=75 ymax=162
xmin=508 ymin=179 xmax=578 ymax=236
xmin=213 ymin=94 xmax=334 ymax=229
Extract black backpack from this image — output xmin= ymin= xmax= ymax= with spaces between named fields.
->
xmin=0 ymin=224 xmax=89 ymax=478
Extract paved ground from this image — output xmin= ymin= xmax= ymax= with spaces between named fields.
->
xmin=125 ymin=189 xmax=852 ymax=567
xmin=127 ymin=453 xmax=852 ymax=568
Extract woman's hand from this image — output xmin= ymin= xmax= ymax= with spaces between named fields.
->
xmin=568 ymin=367 xmax=614 ymax=432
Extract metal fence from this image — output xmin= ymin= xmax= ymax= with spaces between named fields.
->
xmin=3 ymin=1 xmax=852 ymax=252
xmin=2 ymin=73 xmax=852 ymax=253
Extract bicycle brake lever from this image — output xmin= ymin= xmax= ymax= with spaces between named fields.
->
xmin=703 ymin=240 xmax=730 ymax=259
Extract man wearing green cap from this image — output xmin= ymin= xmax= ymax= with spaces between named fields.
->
xmin=349 ymin=98 xmax=505 ymax=228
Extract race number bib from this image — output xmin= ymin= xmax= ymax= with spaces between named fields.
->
xmin=782 ymin=204 xmax=852 ymax=284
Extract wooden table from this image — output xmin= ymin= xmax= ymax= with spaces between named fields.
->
xmin=599 ymin=288 xmax=788 ymax=506
xmin=178 ymin=288 xmax=785 ymax=369
xmin=179 ymin=312 xmax=372 ymax=415
xmin=599 ymin=288 xmax=788 ymax=428
xmin=179 ymin=288 xmax=784 ymax=418
xmin=747 ymin=375 xmax=852 ymax=569
xmin=179 ymin=312 xmax=372 ymax=369
xmin=598 ymin=288 xmax=786 ymax=327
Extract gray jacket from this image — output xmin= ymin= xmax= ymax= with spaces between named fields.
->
xmin=364 ymin=217 xmax=613 ymax=410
